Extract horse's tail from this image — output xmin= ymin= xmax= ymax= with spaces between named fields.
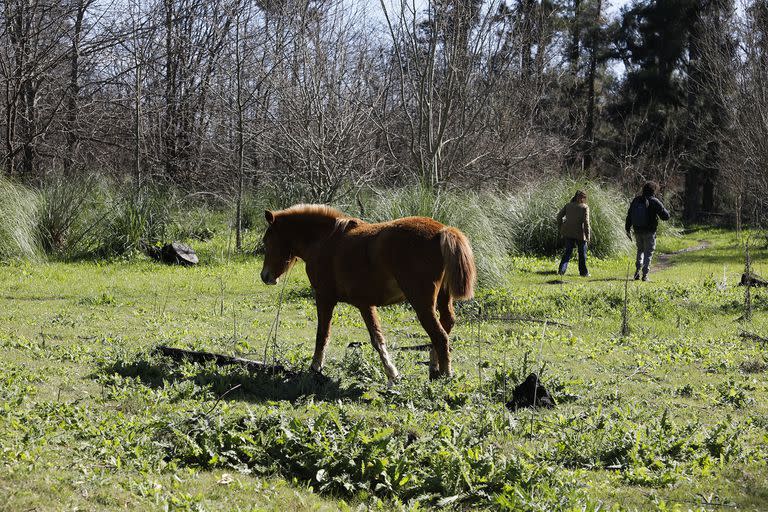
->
xmin=439 ymin=227 xmax=476 ymax=300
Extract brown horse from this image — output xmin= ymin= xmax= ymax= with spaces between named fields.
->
xmin=260 ymin=204 xmax=476 ymax=383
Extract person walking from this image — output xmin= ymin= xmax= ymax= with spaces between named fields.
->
xmin=556 ymin=190 xmax=591 ymax=277
xmin=625 ymin=181 xmax=671 ymax=281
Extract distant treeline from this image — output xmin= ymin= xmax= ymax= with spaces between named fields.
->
xmin=0 ymin=0 xmax=765 ymax=226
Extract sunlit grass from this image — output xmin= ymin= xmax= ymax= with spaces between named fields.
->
xmin=0 ymin=227 xmax=766 ymax=510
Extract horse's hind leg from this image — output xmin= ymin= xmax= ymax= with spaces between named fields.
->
xmin=437 ymin=288 xmax=455 ymax=334
xmin=405 ymin=290 xmax=452 ymax=379
xmin=425 ymin=289 xmax=454 ymax=379
xmin=359 ymin=306 xmax=399 ymax=385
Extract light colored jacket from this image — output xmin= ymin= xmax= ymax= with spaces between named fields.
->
xmin=556 ymin=202 xmax=591 ymax=241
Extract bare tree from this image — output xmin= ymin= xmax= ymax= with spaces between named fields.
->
xmin=0 ymin=0 xmax=73 ymax=177
xmin=262 ymin=0 xmax=379 ymax=203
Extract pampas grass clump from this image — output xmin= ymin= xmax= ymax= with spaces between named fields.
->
xmin=365 ymin=184 xmax=514 ymax=286
xmin=510 ymin=178 xmax=634 ymax=258
xmin=0 ymin=178 xmax=41 ymax=261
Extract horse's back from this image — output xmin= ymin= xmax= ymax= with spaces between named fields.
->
xmin=325 ymin=217 xmax=443 ymax=304
xmin=368 ymin=216 xmax=474 ymax=299
xmin=368 ymin=217 xmax=447 ymax=282
xmin=368 ymin=215 xmax=444 ymax=255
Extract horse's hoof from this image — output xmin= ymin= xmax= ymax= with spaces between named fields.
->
xmin=308 ymin=367 xmax=330 ymax=383
xmin=386 ymin=375 xmax=401 ymax=388
xmin=429 ymin=368 xmax=454 ymax=380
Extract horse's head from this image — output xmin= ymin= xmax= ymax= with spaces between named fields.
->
xmin=260 ymin=210 xmax=296 ymax=285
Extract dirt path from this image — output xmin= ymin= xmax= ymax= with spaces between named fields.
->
xmin=544 ymin=239 xmax=713 ymax=284
xmin=654 ymin=240 xmax=712 ymax=270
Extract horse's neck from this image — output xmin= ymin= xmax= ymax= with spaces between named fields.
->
xmin=287 ymin=215 xmax=338 ymax=259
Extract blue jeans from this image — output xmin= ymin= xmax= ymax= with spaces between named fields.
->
xmin=635 ymin=231 xmax=656 ymax=276
xmin=559 ymin=238 xmax=588 ymax=276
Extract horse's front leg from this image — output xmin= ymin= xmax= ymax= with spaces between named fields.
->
xmin=359 ymin=306 xmax=400 ymax=386
xmin=310 ymin=296 xmax=336 ymax=373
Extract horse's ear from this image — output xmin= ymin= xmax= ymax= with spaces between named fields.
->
xmin=344 ymin=219 xmax=360 ymax=232
xmin=265 ymin=210 xmax=274 ymax=224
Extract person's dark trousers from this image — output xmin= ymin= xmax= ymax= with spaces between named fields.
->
xmin=559 ymin=238 xmax=588 ymax=276
xmin=635 ymin=231 xmax=656 ymax=277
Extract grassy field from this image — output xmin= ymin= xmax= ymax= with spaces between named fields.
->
xmin=1 ymin=228 xmax=767 ymax=511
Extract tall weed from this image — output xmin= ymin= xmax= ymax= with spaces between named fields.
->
xmin=100 ymin=188 xmax=170 ymax=256
xmin=38 ymin=174 xmax=106 ymax=257
xmin=39 ymin=178 xmax=171 ymax=258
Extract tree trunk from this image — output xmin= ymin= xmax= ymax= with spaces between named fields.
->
xmin=684 ymin=9 xmax=702 ymax=222
xmin=235 ymin=14 xmax=244 ymax=252
xmin=520 ymin=0 xmax=536 ymax=78
xmin=582 ymin=0 xmax=601 ymax=171
xmin=163 ymin=0 xmax=178 ymax=180
xmin=63 ymin=1 xmax=86 ymax=176
xmin=569 ymin=0 xmax=581 ymax=75
xmin=684 ymin=167 xmax=701 ymax=222
xmin=134 ymin=60 xmax=142 ymax=190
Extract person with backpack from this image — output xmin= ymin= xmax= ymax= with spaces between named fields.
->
xmin=625 ymin=181 xmax=671 ymax=281
xmin=556 ymin=190 xmax=591 ymax=277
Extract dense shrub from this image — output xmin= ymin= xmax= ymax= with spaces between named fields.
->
xmin=6 ymin=176 xmax=681 ymax=266
xmin=100 ymin=190 xmax=171 ymax=256
xmin=38 ymin=177 xmax=174 ymax=259
xmin=0 ymin=178 xmax=41 ymax=261
xmin=37 ymin=174 xmax=112 ymax=257
xmin=508 ymin=178 xmax=633 ymax=258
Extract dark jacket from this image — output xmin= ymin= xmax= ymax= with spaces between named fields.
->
xmin=625 ymin=195 xmax=671 ymax=234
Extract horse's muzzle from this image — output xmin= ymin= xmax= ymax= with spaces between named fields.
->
xmin=261 ymin=269 xmax=277 ymax=285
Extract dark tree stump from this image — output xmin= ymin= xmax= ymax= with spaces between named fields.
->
xmin=163 ymin=242 xmax=198 ymax=265
xmin=148 ymin=242 xmax=198 ymax=265
xmin=506 ymin=373 xmax=556 ymax=410
xmin=740 ymin=272 xmax=768 ymax=287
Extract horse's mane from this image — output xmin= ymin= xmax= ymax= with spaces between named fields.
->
xmin=280 ymin=204 xmax=346 ymax=219
xmin=279 ymin=204 xmax=360 ymax=233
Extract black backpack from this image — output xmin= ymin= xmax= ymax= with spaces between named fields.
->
xmin=630 ymin=197 xmax=651 ymax=229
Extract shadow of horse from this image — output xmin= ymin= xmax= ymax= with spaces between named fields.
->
xmin=99 ymin=355 xmax=365 ymax=403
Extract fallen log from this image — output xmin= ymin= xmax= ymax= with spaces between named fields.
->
xmin=740 ymin=272 xmax=768 ymax=287
xmin=155 ymin=345 xmax=296 ymax=376
xmin=740 ymin=331 xmax=768 ymax=345
xmin=347 ymin=341 xmax=432 ymax=351
xmin=395 ymin=343 xmax=432 ymax=351
xmin=480 ymin=314 xmax=573 ymax=328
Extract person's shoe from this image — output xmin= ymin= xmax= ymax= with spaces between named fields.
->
xmin=642 ymin=273 xmax=650 ymax=282
xmin=557 ymin=269 xmax=565 ymax=276
xmin=580 ymin=273 xmax=591 ymax=277
xmin=633 ymin=271 xmax=641 ymax=280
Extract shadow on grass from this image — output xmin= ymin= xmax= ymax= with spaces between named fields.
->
xmin=285 ymin=286 xmax=315 ymax=302
xmin=99 ymin=355 xmax=365 ymax=403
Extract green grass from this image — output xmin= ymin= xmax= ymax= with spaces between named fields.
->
xmin=1 ymin=228 xmax=767 ymax=510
